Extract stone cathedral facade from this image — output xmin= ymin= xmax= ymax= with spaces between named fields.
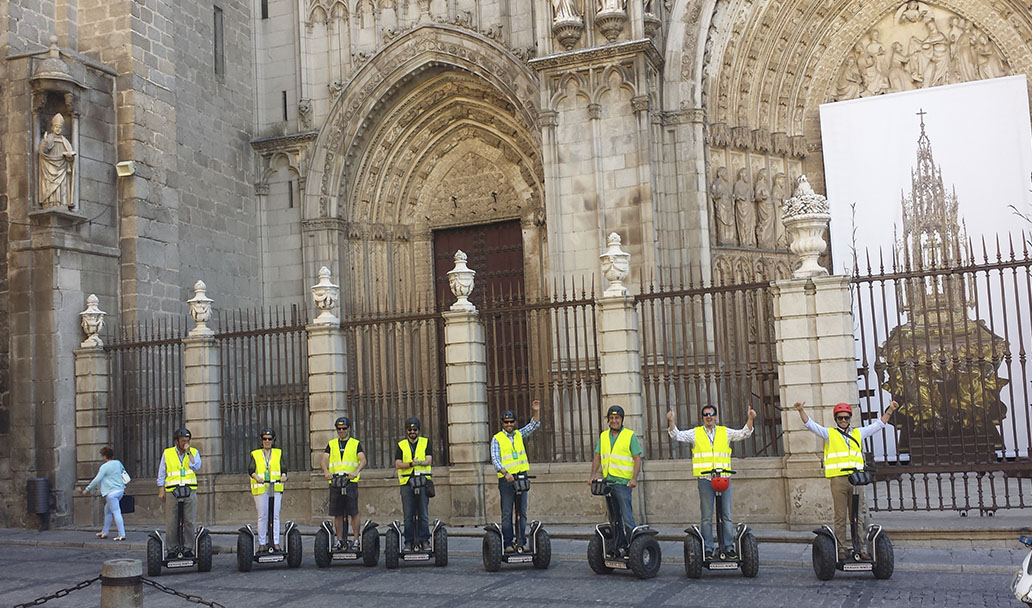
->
xmin=0 ymin=0 xmax=1026 ymax=525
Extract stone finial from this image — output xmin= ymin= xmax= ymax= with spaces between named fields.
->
xmin=781 ymin=175 xmax=830 ymax=279
xmin=311 ymin=266 xmax=340 ymax=325
xmin=79 ymin=294 xmax=107 ymax=348
xmin=187 ymin=280 xmax=214 ymax=337
xmin=600 ymin=232 xmax=631 ymax=296
xmin=447 ymin=250 xmax=477 ymax=311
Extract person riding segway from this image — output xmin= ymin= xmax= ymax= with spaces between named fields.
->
xmin=315 ymin=416 xmax=379 ymax=567
xmin=147 ymin=428 xmax=212 ymax=576
xmin=586 ymin=405 xmax=661 ymax=579
xmin=667 ymin=405 xmax=759 ymax=577
xmin=385 ymin=416 xmax=447 ymax=568
xmin=482 ymin=399 xmax=551 ymax=571
xmin=795 ymin=400 xmax=898 ymax=580
xmin=237 ymin=428 xmax=302 ymax=571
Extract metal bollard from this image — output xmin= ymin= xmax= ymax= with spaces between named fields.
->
xmin=100 ymin=558 xmax=143 ymax=608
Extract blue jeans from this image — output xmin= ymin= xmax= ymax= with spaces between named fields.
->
xmin=607 ymin=483 xmax=636 ymax=548
xmin=498 ymin=478 xmax=528 ymax=547
xmin=400 ymin=484 xmax=429 ymax=546
xmin=103 ymin=491 xmax=126 ymax=537
xmin=698 ymin=477 xmax=734 ymax=552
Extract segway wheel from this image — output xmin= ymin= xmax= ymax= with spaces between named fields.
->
xmin=146 ymin=536 xmax=163 ymax=577
xmin=197 ymin=532 xmax=213 ymax=573
xmin=362 ymin=525 xmax=381 ymax=567
xmin=587 ymin=533 xmax=612 ymax=574
xmin=683 ymin=534 xmax=703 ymax=579
xmin=871 ymin=533 xmax=894 ymax=580
xmin=628 ymin=535 xmax=662 ymax=580
xmin=287 ymin=527 xmax=303 ymax=568
xmin=433 ymin=527 xmax=448 ymax=567
xmin=385 ymin=528 xmax=400 ymax=570
xmin=532 ymin=528 xmax=551 ymax=570
xmin=236 ymin=532 xmax=253 ymax=572
xmin=482 ymin=531 xmax=501 ymax=572
xmin=314 ymin=527 xmax=331 ymax=568
xmin=811 ymin=535 xmax=836 ymax=581
xmin=740 ymin=531 xmax=759 ymax=578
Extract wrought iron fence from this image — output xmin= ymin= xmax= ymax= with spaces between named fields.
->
xmin=481 ymin=281 xmax=603 ymax=464
xmin=853 ymin=236 xmax=1032 ymax=513
xmin=217 ymin=306 xmax=310 ymax=474
xmin=341 ymin=296 xmax=447 ymax=468
xmin=106 ymin=318 xmax=186 ymax=477
xmin=637 ymin=272 xmax=782 ymax=461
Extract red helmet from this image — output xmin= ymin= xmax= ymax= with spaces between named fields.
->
xmin=833 ymin=403 xmax=853 ymax=416
xmin=710 ymin=476 xmax=731 ymax=493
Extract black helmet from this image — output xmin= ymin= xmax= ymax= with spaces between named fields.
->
xmin=174 ymin=428 xmax=191 ymax=440
xmin=259 ymin=427 xmax=275 ymax=440
xmin=606 ymin=405 xmax=625 ymax=419
xmin=501 ymin=410 xmax=516 ymax=422
xmin=335 ymin=416 xmax=350 ymax=429
xmin=405 ymin=416 xmax=420 ymax=431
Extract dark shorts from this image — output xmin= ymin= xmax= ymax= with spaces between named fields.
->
xmin=328 ymin=486 xmax=358 ymax=516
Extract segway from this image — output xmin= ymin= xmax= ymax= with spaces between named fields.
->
xmin=683 ymin=468 xmax=759 ymax=578
xmin=384 ymin=472 xmax=447 ymax=568
xmin=811 ymin=466 xmax=894 ymax=580
xmin=236 ymin=480 xmax=302 ymax=572
xmin=314 ymin=475 xmax=380 ymax=567
xmin=482 ymin=473 xmax=551 ymax=571
xmin=586 ymin=478 xmax=661 ymax=579
xmin=146 ymin=485 xmax=212 ymax=576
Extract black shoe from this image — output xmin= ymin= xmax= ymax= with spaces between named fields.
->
xmin=420 ymin=541 xmax=431 ymax=552
xmin=725 ymin=549 xmax=738 ymax=561
xmin=704 ymin=550 xmax=714 ymax=561
xmin=403 ymin=543 xmax=414 ymax=552
xmin=183 ymin=550 xmax=194 ymax=558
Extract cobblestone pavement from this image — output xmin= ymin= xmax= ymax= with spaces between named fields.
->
xmin=3 ymin=538 xmax=1021 ymax=607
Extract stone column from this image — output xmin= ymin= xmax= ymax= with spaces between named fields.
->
xmin=74 ymin=346 xmax=110 ymax=526
xmin=307 ymin=266 xmax=345 ymax=470
xmin=183 ymin=281 xmax=221 ymax=523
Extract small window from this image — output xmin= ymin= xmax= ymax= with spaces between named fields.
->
xmin=288 ymin=181 xmax=294 ymax=208
xmin=281 ymin=91 xmax=288 ymax=122
xmin=214 ymin=6 xmax=225 ymax=75
xmin=260 ymin=0 xmax=269 ymax=19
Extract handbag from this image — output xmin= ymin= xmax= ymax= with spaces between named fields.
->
xmin=590 ymin=478 xmax=611 ymax=496
xmin=121 ymin=469 xmax=131 ymax=484
xmin=118 ymin=493 xmax=135 ymax=514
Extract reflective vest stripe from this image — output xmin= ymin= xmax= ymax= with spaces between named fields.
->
xmin=397 ymin=437 xmax=431 ymax=485
xmin=327 ymin=438 xmax=361 ymax=482
xmin=162 ymin=447 xmax=198 ymax=491
xmin=600 ymin=428 xmax=635 ymax=479
xmin=250 ymin=448 xmax=283 ymax=494
xmin=692 ymin=426 xmax=732 ymax=477
xmin=494 ymin=430 xmax=530 ymax=477
xmin=823 ymin=428 xmax=865 ymax=478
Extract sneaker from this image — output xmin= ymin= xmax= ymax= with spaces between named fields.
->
xmin=403 ymin=543 xmax=414 ymax=552
xmin=704 ymin=549 xmax=714 ymax=561
xmin=519 ymin=543 xmax=529 ymax=553
xmin=257 ymin=544 xmax=266 ymax=553
xmin=273 ymin=545 xmax=282 ymax=552
xmin=724 ymin=549 xmax=738 ymax=561
xmin=420 ymin=541 xmax=431 ymax=552
xmin=837 ymin=550 xmax=847 ymax=561
xmin=504 ymin=544 xmax=516 ymax=553
xmin=332 ymin=539 xmax=344 ymax=551
xmin=183 ymin=550 xmax=194 ymax=558
xmin=352 ymin=538 xmax=361 ymax=551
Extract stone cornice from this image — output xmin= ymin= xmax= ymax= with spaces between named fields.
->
xmin=529 ymin=39 xmax=663 ymax=72
xmin=250 ymin=131 xmax=318 ymax=153
xmin=302 ymin=217 xmax=347 ymax=232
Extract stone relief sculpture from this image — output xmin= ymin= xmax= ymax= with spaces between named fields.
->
xmin=37 ymin=113 xmax=76 ymax=210
xmin=831 ymin=3 xmax=1008 ymax=101
xmin=733 ymin=167 xmax=756 ymax=248
xmin=754 ymin=170 xmax=775 ymax=249
xmin=597 ymin=0 xmax=625 ymax=12
xmin=711 ymin=166 xmax=735 ymax=246
xmin=553 ymin=0 xmax=580 ymax=21
xmin=772 ymin=172 xmax=789 ymax=249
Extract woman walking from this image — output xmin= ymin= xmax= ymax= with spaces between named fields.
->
xmin=82 ymin=446 xmax=127 ymax=541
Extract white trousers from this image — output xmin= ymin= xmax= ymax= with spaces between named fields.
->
xmin=253 ymin=492 xmax=283 ymax=544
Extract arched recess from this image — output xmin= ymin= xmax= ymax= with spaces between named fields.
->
xmin=302 ymin=24 xmax=543 ymax=312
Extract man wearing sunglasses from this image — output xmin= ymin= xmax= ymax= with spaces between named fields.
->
xmin=794 ymin=400 xmax=898 ymax=559
xmin=321 ymin=416 xmax=366 ymax=550
xmin=666 ymin=405 xmax=756 ymax=560
xmin=490 ymin=399 xmax=542 ymax=553
xmin=395 ymin=416 xmax=432 ymax=552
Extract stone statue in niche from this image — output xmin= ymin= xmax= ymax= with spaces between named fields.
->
xmin=711 ymin=166 xmax=735 ymax=246
xmin=754 ymin=170 xmax=776 ymax=249
xmin=597 ymin=0 xmax=625 ymax=13
xmin=553 ymin=0 xmax=580 ymax=21
xmin=732 ymin=167 xmax=756 ymax=248
xmin=772 ymin=172 xmax=789 ymax=249
xmin=37 ymin=113 xmax=76 ymax=210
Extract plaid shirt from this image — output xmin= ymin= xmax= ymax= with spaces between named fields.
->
xmin=490 ymin=419 xmax=541 ymax=472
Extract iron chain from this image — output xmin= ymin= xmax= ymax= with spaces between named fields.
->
xmin=13 ymin=576 xmax=101 ymax=607
xmin=142 ymin=577 xmax=226 ymax=608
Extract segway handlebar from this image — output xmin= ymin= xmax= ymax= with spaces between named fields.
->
xmin=700 ymin=468 xmax=737 ymax=477
xmin=842 ymin=466 xmax=876 ymax=474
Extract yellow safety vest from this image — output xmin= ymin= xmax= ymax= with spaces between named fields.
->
xmin=823 ymin=427 xmax=865 ymax=478
xmin=327 ymin=437 xmax=361 ymax=483
xmin=250 ymin=448 xmax=283 ymax=495
xmin=495 ymin=430 xmax=529 ymax=478
xmin=692 ymin=426 xmax=732 ymax=477
xmin=397 ymin=437 xmax=431 ymax=485
xmin=162 ymin=446 xmax=198 ymax=491
xmin=599 ymin=428 xmax=635 ymax=480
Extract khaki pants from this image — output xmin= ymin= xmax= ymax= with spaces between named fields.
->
xmin=830 ymin=475 xmax=867 ymax=554
xmin=164 ymin=490 xmax=198 ymax=551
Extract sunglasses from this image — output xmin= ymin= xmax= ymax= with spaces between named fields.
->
xmin=261 ymin=437 xmax=273 ymax=441
xmin=336 ymin=426 xmax=349 ymax=431
xmin=835 ymin=415 xmax=852 ymax=421
xmin=502 ymin=419 xmax=516 ymax=424
xmin=702 ymin=412 xmax=716 ymax=417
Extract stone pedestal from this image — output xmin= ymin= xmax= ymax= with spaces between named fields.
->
xmin=74 ymin=347 xmax=110 ymax=481
xmin=100 ymin=558 xmax=143 ymax=608
xmin=773 ymin=275 xmax=859 ymax=529
xmin=183 ymin=336 xmax=221 ymax=523
xmin=306 ymin=323 xmax=346 ymax=469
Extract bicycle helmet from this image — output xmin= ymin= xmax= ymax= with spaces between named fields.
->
xmin=405 ymin=416 xmax=421 ymax=431
xmin=710 ymin=476 xmax=731 ymax=492
xmin=501 ymin=410 xmax=516 ymax=422
xmin=606 ymin=405 xmax=625 ymax=419
xmin=173 ymin=428 xmax=191 ymax=440
xmin=833 ymin=403 xmax=853 ymax=416
xmin=259 ymin=427 xmax=275 ymax=440
xmin=335 ymin=416 xmax=350 ymax=429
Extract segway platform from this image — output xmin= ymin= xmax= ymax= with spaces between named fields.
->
xmin=811 ymin=523 xmax=894 ymax=579
xmin=683 ymin=522 xmax=759 ymax=576
xmin=482 ymin=520 xmax=551 ymax=570
xmin=314 ymin=520 xmax=380 ymax=567
xmin=384 ymin=519 xmax=447 ymax=568
xmin=146 ymin=527 xmax=213 ymax=575
xmin=236 ymin=522 xmax=302 ymax=571
xmin=587 ymin=523 xmax=662 ymax=578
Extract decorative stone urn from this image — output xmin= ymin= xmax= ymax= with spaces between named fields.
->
xmin=79 ymin=294 xmax=106 ymax=348
xmin=552 ymin=17 xmax=584 ymax=50
xmin=447 ymin=250 xmax=476 ymax=311
xmin=187 ymin=280 xmax=215 ymax=337
xmin=780 ymin=175 xmax=831 ymax=279
xmin=600 ymin=232 xmax=631 ymax=296
xmin=596 ymin=9 xmax=627 ymax=43
xmin=643 ymin=12 xmax=662 ymax=39
xmin=311 ymin=266 xmax=340 ymax=325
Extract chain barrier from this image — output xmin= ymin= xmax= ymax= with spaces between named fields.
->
xmin=142 ymin=577 xmax=226 ymax=608
xmin=13 ymin=576 xmax=101 ymax=607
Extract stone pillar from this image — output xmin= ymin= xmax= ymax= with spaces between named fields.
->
xmin=74 ymin=346 xmax=110 ymax=526
xmin=306 ymin=324 xmax=346 ymax=470
xmin=183 ymin=335 xmax=221 ymax=523
xmin=99 ymin=558 xmax=143 ymax=608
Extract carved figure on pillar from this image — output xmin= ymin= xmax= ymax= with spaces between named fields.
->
xmin=597 ymin=0 xmax=625 ymax=12
xmin=754 ymin=170 xmax=775 ymax=249
xmin=37 ymin=113 xmax=76 ymax=210
xmin=772 ymin=172 xmax=789 ymax=249
xmin=553 ymin=0 xmax=580 ymax=21
xmin=732 ymin=167 xmax=756 ymax=248
xmin=711 ymin=166 xmax=735 ymax=246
